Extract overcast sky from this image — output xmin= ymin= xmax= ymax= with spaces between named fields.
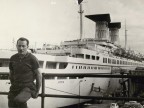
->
xmin=0 ymin=0 xmax=144 ymax=53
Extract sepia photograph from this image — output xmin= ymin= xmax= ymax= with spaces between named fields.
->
xmin=0 ymin=0 xmax=144 ymax=108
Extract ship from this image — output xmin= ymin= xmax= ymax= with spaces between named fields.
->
xmin=0 ymin=1 xmax=144 ymax=108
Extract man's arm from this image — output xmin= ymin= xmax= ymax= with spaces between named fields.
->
xmin=9 ymin=70 xmax=14 ymax=84
xmin=34 ymin=68 xmax=42 ymax=98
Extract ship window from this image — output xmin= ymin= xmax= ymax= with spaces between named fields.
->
xmin=103 ymin=58 xmax=107 ymax=63
xmin=69 ymin=77 xmax=76 ymax=79
xmin=39 ymin=61 xmax=44 ymax=68
xmin=112 ymin=59 xmax=114 ymax=64
xmin=86 ymin=55 xmax=90 ymax=59
xmin=92 ymin=56 xmax=95 ymax=60
xmin=94 ymin=67 xmax=97 ymax=69
xmin=122 ymin=61 xmax=124 ymax=64
xmin=78 ymin=77 xmax=84 ymax=79
xmin=117 ymin=60 xmax=119 ymax=64
xmin=83 ymin=66 xmax=86 ymax=69
xmin=112 ymin=59 xmax=116 ymax=64
xmin=76 ymin=54 xmax=84 ymax=58
xmin=57 ymin=77 xmax=67 ymax=79
xmin=96 ymin=56 xmax=100 ymax=60
xmin=87 ymin=66 xmax=90 ymax=69
xmin=46 ymin=62 xmax=56 ymax=69
xmin=59 ymin=63 xmax=68 ymax=69
xmin=79 ymin=66 xmax=82 ymax=69
xmin=0 ymin=59 xmax=10 ymax=67
xmin=108 ymin=58 xmax=111 ymax=64
xmin=46 ymin=48 xmax=51 ymax=50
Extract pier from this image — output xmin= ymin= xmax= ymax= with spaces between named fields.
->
xmin=1 ymin=70 xmax=144 ymax=108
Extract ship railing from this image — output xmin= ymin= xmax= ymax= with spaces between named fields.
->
xmin=1 ymin=72 xmax=144 ymax=108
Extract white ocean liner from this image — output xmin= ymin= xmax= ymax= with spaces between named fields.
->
xmin=0 ymin=4 xmax=144 ymax=108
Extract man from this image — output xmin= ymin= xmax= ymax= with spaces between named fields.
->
xmin=8 ymin=37 xmax=42 ymax=108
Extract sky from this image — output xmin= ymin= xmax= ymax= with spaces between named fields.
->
xmin=0 ymin=0 xmax=144 ymax=53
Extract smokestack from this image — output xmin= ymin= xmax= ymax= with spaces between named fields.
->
xmin=85 ymin=14 xmax=111 ymax=40
xmin=108 ymin=22 xmax=121 ymax=44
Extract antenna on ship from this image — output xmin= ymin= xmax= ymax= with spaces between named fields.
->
xmin=12 ymin=38 xmax=15 ymax=49
xmin=78 ymin=0 xmax=84 ymax=41
xmin=125 ymin=19 xmax=127 ymax=50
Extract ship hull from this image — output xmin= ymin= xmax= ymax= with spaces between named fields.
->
xmin=0 ymin=77 xmax=110 ymax=108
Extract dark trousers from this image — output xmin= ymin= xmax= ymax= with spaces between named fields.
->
xmin=8 ymin=82 xmax=36 ymax=108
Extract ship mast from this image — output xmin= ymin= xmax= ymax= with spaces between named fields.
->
xmin=78 ymin=0 xmax=84 ymax=40
xmin=125 ymin=20 xmax=127 ymax=50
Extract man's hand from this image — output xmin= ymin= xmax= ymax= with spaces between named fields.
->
xmin=32 ymin=91 xmax=39 ymax=98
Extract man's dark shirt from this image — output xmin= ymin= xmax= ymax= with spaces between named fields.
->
xmin=9 ymin=52 xmax=40 ymax=83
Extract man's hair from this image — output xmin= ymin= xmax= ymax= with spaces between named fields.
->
xmin=17 ymin=37 xmax=29 ymax=46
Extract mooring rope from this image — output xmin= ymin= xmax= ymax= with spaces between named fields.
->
xmin=45 ymin=86 xmax=79 ymax=96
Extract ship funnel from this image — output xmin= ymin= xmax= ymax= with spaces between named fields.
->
xmin=85 ymin=14 xmax=111 ymax=40
xmin=108 ymin=22 xmax=121 ymax=44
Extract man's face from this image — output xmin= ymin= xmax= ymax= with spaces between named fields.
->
xmin=16 ymin=40 xmax=28 ymax=55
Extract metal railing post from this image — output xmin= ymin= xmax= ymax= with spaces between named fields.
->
xmin=41 ymin=73 xmax=45 ymax=108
